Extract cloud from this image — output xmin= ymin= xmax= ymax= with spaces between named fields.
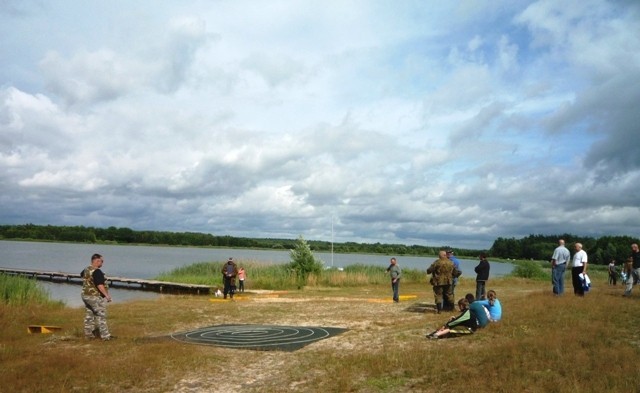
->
xmin=1 ymin=1 xmax=639 ymax=250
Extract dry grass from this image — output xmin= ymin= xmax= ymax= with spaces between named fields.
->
xmin=1 ymin=275 xmax=640 ymax=392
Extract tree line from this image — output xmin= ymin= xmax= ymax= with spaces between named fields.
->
xmin=1 ymin=224 xmax=637 ymax=265
xmin=490 ymin=234 xmax=639 ymax=265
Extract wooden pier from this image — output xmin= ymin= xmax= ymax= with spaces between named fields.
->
xmin=0 ymin=267 xmax=211 ymax=294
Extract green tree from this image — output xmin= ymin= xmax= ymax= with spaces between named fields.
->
xmin=288 ymin=235 xmax=324 ymax=288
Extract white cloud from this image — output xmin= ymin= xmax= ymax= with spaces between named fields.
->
xmin=1 ymin=0 xmax=639 ymax=249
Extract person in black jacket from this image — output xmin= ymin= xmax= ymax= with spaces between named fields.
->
xmin=474 ymin=253 xmax=490 ymax=300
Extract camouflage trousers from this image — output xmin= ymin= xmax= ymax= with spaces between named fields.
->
xmin=82 ymin=295 xmax=110 ymax=339
xmin=432 ymin=285 xmax=454 ymax=311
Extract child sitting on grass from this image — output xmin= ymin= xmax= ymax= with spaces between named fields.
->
xmin=476 ymin=289 xmax=502 ymax=322
xmin=426 ymin=298 xmax=479 ymax=339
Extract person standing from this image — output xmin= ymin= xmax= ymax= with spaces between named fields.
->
xmin=446 ymin=249 xmax=461 ymax=309
xmin=571 ymin=243 xmax=588 ymax=296
xmin=631 ymin=243 xmax=640 ymax=284
xmin=81 ymin=253 xmax=114 ymax=341
xmin=608 ymin=259 xmax=617 ymax=286
xmin=387 ymin=257 xmax=401 ymax=303
xmin=238 ymin=267 xmax=246 ymax=293
xmin=221 ymin=257 xmax=238 ymax=299
xmin=624 ymin=244 xmax=640 ymax=296
xmin=551 ymin=239 xmax=571 ymax=295
xmin=427 ymin=250 xmax=456 ymax=313
xmin=474 ymin=253 xmax=490 ymax=300
xmin=624 ymin=256 xmax=634 ymax=297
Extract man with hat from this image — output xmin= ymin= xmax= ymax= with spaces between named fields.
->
xmin=221 ymin=257 xmax=239 ymax=299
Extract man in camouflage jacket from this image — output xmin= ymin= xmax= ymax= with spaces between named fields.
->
xmin=81 ymin=253 xmax=113 ymax=340
xmin=427 ymin=250 xmax=459 ymax=313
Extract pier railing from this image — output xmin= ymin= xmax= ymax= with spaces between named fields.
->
xmin=0 ymin=267 xmax=211 ymax=294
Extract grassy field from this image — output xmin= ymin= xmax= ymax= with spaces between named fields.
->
xmin=1 ymin=269 xmax=640 ymax=392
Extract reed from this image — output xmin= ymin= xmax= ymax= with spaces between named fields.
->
xmin=0 ymin=273 xmax=58 ymax=306
xmin=155 ymin=261 xmax=428 ymax=290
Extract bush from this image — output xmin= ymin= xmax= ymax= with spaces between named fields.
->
xmin=510 ymin=261 xmax=548 ymax=280
xmin=289 ymin=235 xmax=324 ymax=288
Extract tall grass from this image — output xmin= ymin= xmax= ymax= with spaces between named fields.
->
xmin=0 ymin=273 xmax=54 ymax=305
xmin=155 ymin=261 xmax=428 ymax=289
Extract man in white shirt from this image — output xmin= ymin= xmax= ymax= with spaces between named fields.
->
xmin=571 ymin=243 xmax=588 ymax=296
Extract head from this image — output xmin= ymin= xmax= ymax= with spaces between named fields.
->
xmin=479 ymin=253 xmax=487 ymax=260
xmin=91 ymin=253 xmax=103 ymax=267
xmin=446 ymin=249 xmax=454 ymax=257
xmin=465 ymin=293 xmax=475 ymax=303
xmin=227 ymin=257 xmax=234 ymax=264
xmin=457 ymin=298 xmax=469 ymax=310
xmin=575 ymin=243 xmax=583 ymax=251
xmin=559 ymin=239 xmax=565 ymax=246
xmin=487 ymin=290 xmax=497 ymax=305
xmin=632 ymin=244 xmax=639 ymax=253
xmin=438 ymin=250 xmax=447 ymax=259
xmin=390 ymin=257 xmax=397 ymax=265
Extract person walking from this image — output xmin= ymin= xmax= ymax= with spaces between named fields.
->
xmin=474 ymin=253 xmax=490 ymax=300
xmin=238 ymin=267 xmax=246 ymax=293
xmin=81 ymin=253 xmax=114 ymax=341
xmin=221 ymin=257 xmax=238 ymax=299
xmin=427 ymin=250 xmax=457 ymax=313
xmin=571 ymin=243 xmax=588 ymax=296
xmin=551 ymin=239 xmax=571 ymax=295
xmin=387 ymin=257 xmax=402 ymax=303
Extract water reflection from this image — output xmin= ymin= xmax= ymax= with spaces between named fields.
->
xmin=39 ymin=281 xmax=167 ymax=308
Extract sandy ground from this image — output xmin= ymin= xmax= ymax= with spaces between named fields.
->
xmin=168 ymin=291 xmax=438 ymax=393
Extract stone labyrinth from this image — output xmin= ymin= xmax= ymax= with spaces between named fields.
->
xmin=170 ymin=324 xmax=348 ymax=352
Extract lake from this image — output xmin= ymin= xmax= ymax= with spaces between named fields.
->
xmin=0 ymin=240 xmax=513 ymax=306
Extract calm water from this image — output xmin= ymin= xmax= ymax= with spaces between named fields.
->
xmin=0 ymin=240 xmax=512 ymax=306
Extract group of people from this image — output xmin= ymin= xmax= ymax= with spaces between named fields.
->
xmin=82 ymin=241 xmax=638 ymax=342
xmin=551 ymin=240 xmax=640 ymax=297
xmin=386 ymin=249 xmax=493 ymax=310
xmin=427 ymin=290 xmax=502 ymax=339
xmin=387 ymin=249 xmax=500 ymax=339
xmin=550 ymin=239 xmax=588 ymax=296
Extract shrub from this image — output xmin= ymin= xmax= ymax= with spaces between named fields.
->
xmin=288 ymin=235 xmax=324 ymax=288
xmin=510 ymin=261 xmax=548 ymax=280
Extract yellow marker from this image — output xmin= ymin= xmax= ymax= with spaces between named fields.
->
xmin=209 ymin=297 xmax=250 ymax=302
xmin=27 ymin=325 xmax=62 ymax=334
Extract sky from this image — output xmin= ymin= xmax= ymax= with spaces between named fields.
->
xmin=1 ymin=0 xmax=639 ymax=249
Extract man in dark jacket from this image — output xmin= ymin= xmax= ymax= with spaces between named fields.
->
xmin=474 ymin=253 xmax=490 ymax=300
xmin=221 ymin=257 xmax=239 ymax=299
